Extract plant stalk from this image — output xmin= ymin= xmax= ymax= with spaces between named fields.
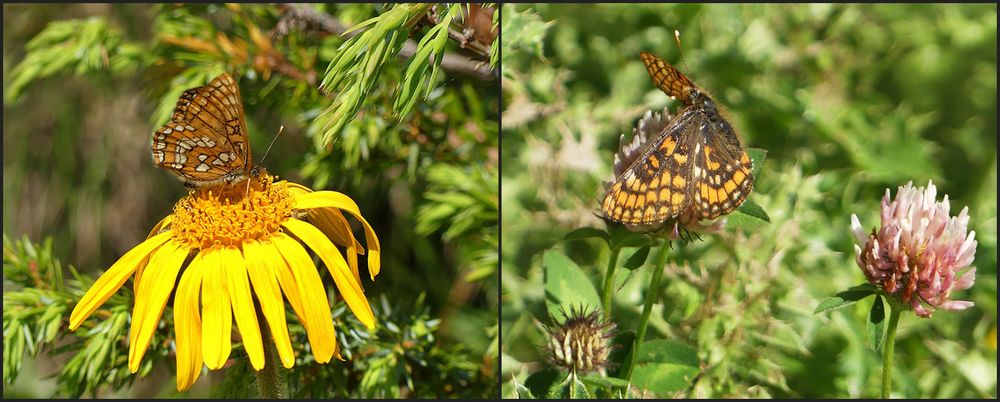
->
xmin=255 ymin=311 xmax=286 ymax=398
xmin=624 ymin=242 xmax=669 ymax=382
xmin=881 ymin=306 xmax=901 ymax=399
xmin=601 ymin=247 xmax=621 ymax=319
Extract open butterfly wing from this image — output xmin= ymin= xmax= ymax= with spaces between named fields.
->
xmin=601 ymin=111 xmax=700 ymax=224
xmin=691 ymin=113 xmax=755 ymax=220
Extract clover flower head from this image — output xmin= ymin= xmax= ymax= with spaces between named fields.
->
xmin=851 ymin=180 xmax=977 ymax=318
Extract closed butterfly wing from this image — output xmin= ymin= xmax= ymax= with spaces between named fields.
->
xmin=151 ymin=73 xmax=252 ymax=187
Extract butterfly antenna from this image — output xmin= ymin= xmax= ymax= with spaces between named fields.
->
xmin=259 ymin=125 xmax=284 ymax=165
xmin=674 ymin=29 xmax=692 ymax=73
xmin=244 ymin=125 xmax=284 ymax=200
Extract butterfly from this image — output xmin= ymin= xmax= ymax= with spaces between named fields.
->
xmin=601 ymin=51 xmax=754 ymax=225
xmin=151 ymin=73 xmax=255 ymax=187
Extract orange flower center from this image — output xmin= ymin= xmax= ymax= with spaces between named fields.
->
xmin=170 ymin=172 xmax=295 ymax=249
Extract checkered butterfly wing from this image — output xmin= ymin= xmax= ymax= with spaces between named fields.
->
xmin=639 ymin=51 xmax=697 ymax=103
xmin=151 ymin=73 xmax=252 ymax=187
xmin=689 ymin=118 xmax=754 ymax=220
xmin=603 ymin=51 xmax=755 ymax=225
xmin=601 ymin=111 xmax=698 ymax=224
xmin=641 ymin=50 xmax=755 ymax=220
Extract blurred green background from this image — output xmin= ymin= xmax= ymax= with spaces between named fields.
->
xmin=501 ymin=3 xmax=996 ymax=398
xmin=3 ymin=3 xmax=497 ymax=398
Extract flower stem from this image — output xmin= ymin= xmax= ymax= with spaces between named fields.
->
xmin=881 ymin=306 xmax=901 ymax=399
xmin=601 ymin=247 xmax=621 ymax=319
xmin=624 ymin=242 xmax=669 ymax=383
xmin=255 ymin=311 xmax=286 ymax=398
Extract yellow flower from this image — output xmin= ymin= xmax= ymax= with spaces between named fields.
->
xmin=67 ymin=172 xmax=380 ymax=391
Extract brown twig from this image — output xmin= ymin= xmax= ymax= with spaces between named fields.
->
xmin=446 ymin=27 xmax=492 ymax=59
xmin=275 ymin=3 xmax=350 ymax=38
xmin=277 ymin=3 xmax=495 ymax=81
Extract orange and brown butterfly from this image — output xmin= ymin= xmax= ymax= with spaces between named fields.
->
xmin=151 ymin=73 xmax=258 ymax=187
xmin=601 ymin=51 xmax=754 ymax=226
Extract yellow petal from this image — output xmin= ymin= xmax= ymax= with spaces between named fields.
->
xmin=283 ymin=219 xmax=375 ymax=329
xmin=201 ymin=249 xmax=233 ymax=370
xmin=222 ymin=247 xmax=264 ymax=370
xmin=134 ymin=228 xmax=174 ymax=298
xmin=147 ymin=214 xmax=174 ymax=239
xmin=128 ymin=241 xmax=188 ymax=373
xmin=129 ymin=240 xmax=185 ymax=341
xmin=294 ymin=191 xmax=381 ymax=280
xmin=69 ymin=231 xmax=173 ymax=330
xmin=286 ymin=180 xmax=364 ymax=255
xmin=264 ymin=240 xmax=307 ymax=333
xmin=309 ymin=208 xmax=362 ymax=284
xmin=283 ymin=181 xmax=311 ymax=196
xmin=244 ymin=241 xmax=295 ymax=368
xmin=344 ymin=242 xmax=360 ymax=287
xmin=272 ymin=233 xmax=337 ymax=363
xmin=310 ymin=206 xmax=365 ymax=252
xmin=174 ymin=254 xmax=205 ymax=391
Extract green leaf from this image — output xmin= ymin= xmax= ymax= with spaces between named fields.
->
xmin=867 ymin=295 xmax=886 ymax=354
xmin=6 ymin=18 xmax=142 ymax=103
xmin=629 ymin=339 xmax=701 ymax=395
xmin=726 ymin=200 xmax=771 ymax=230
xmin=723 ymin=148 xmax=770 ymax=231
xmin=813 ymin=283 xmax=877 ymax=314
xmin=549 ymin=373 xmax=592 ymax=398
xmin=316 ymin=4 xmax=426 ymax=148
xmin=564 ymin=227 xmax=610 ymax=243
xmin=607 ymin=330 xmax=635 ymax=379
xmin=579 ymin=375 xmax=632 ymax=392
xmin=747 ymin=147 xmax=767 ymax=178
xmin=524 ymin=367 xmax=560 ymax=399
xmin=607 ymin=224 xmax=655 ymax=249
xmin=543 ymin=251 xmax=602 ymax=318
xmin=500 ymin=6 xmax=553 ymax=79
xmin=622 ymin=246 xmax=651 ymax=270
xmin=737 ymin=199 xmax=770 ymax=222
xmin=393 ymin=5 xmax=458 ymax=118
xmin=512 ymin=378 xmax=536 ymax=399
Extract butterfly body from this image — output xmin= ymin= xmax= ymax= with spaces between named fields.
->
xmin=601 ymin=52 xmax=754 ymax=225
xmin=151 ymin=73 xmax=253 ymax=188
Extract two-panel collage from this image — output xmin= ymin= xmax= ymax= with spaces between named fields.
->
xmin=1 ymin=3 xmax=995 ymax=399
